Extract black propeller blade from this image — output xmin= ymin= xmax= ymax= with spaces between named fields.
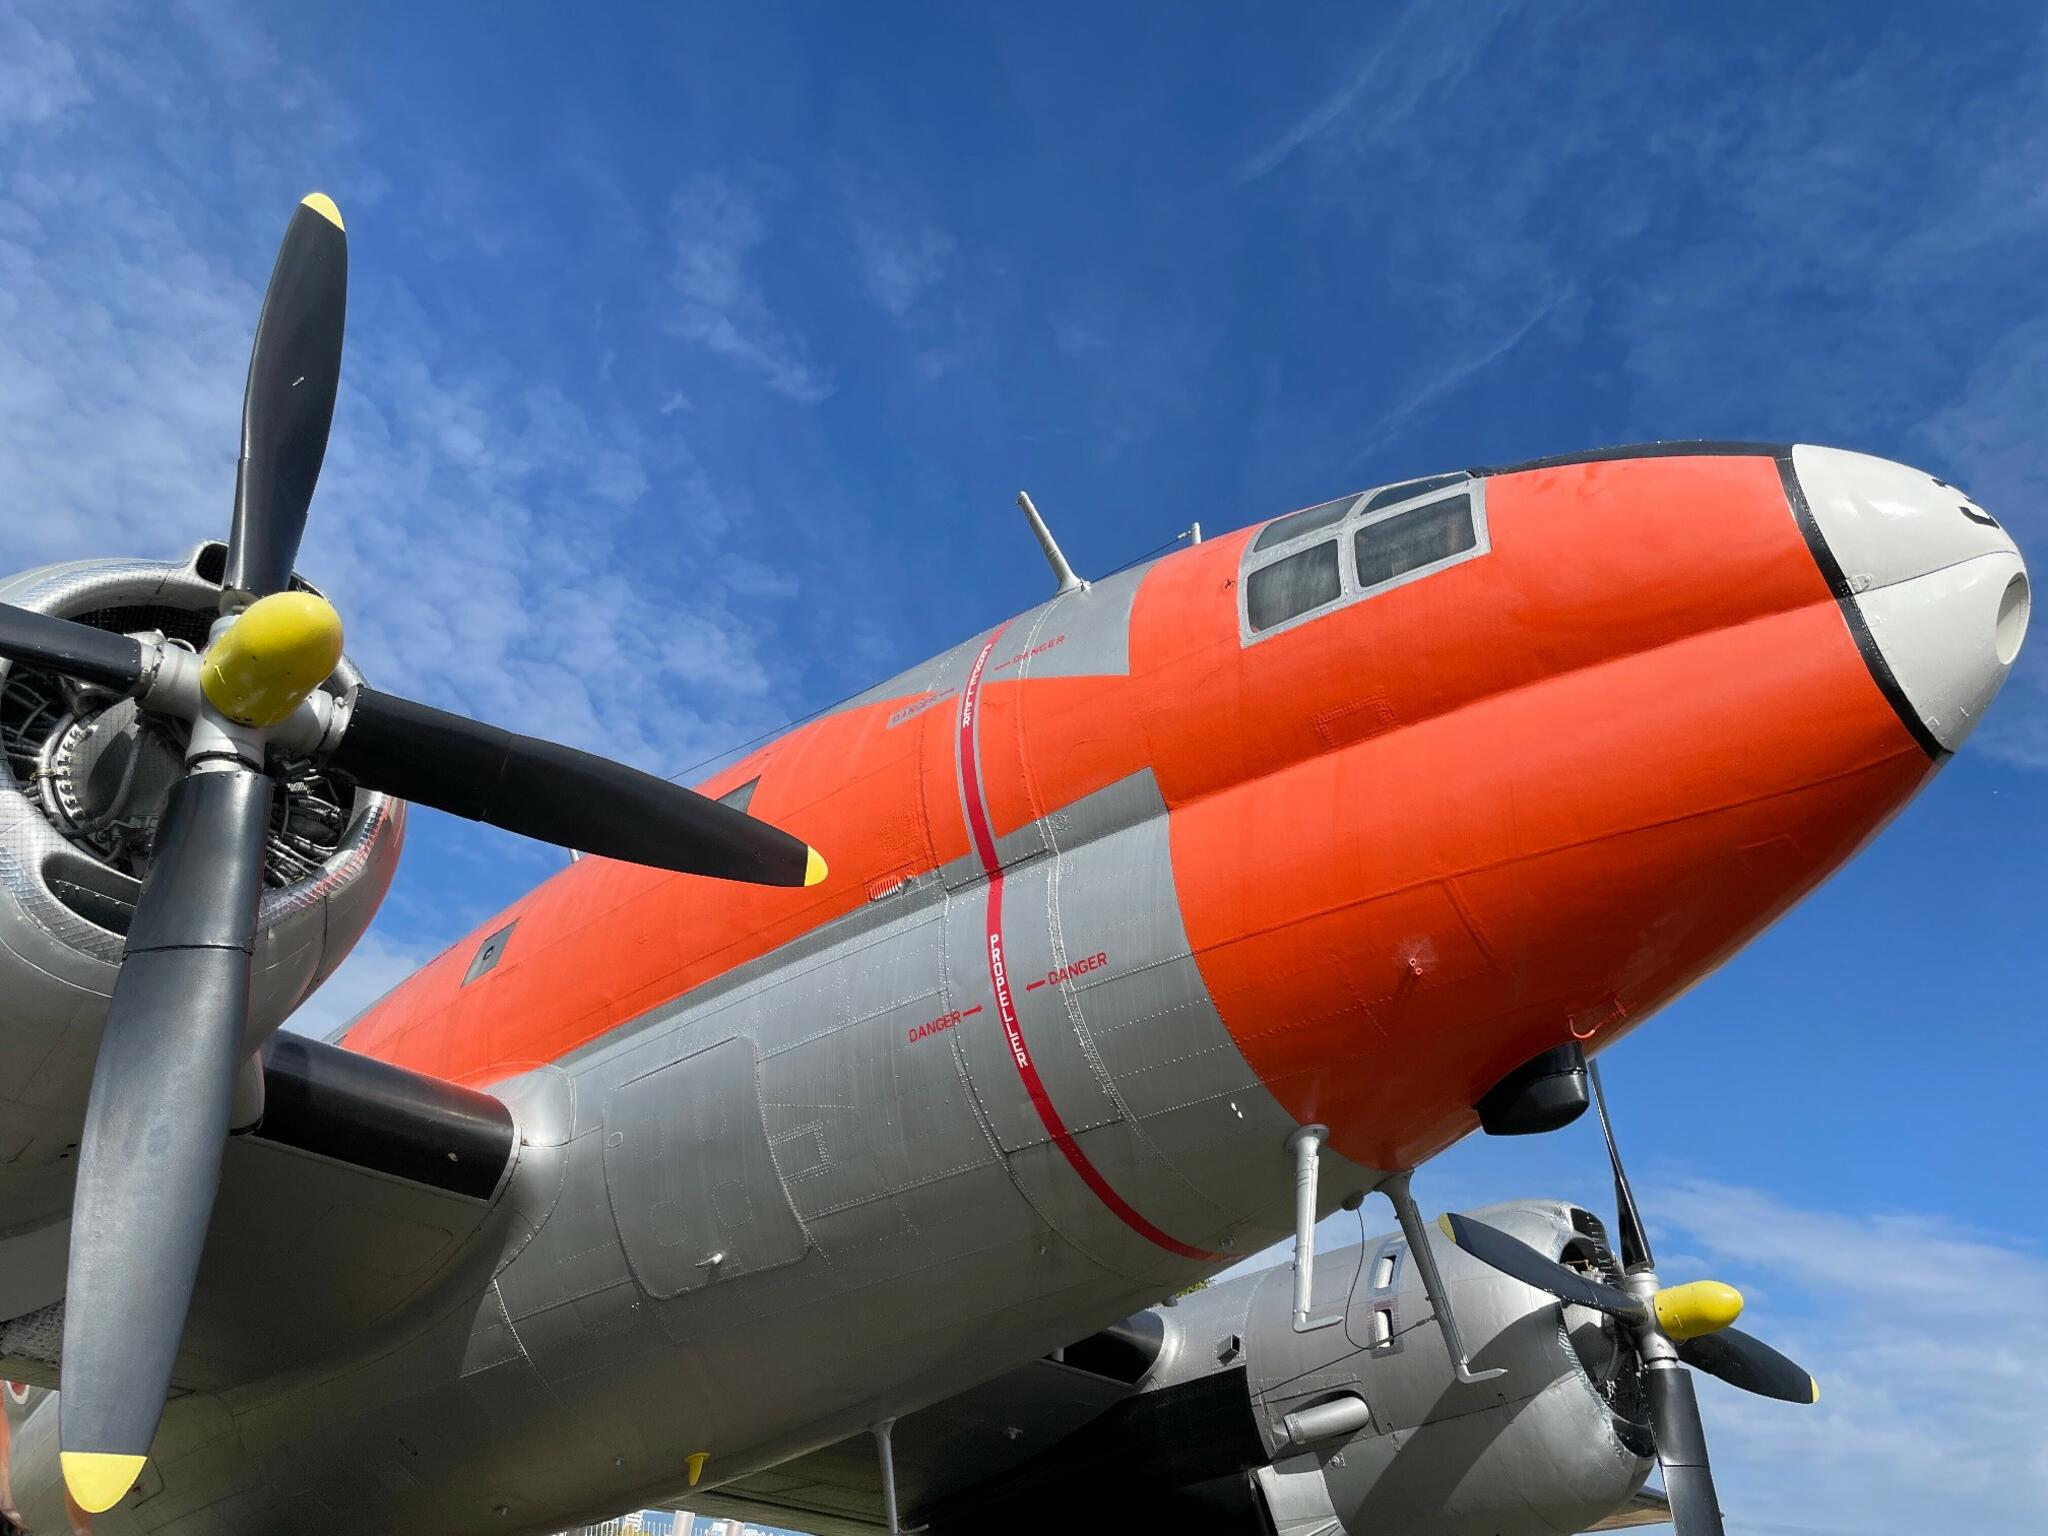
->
xmin=1677 ymin=1327 xmax=1821 ymax=1406
xmin=1437 ymin=1212 xmax=1645 ymax=1320
xmin=1645 ymin=1366 xmax=1724 ymax=1536
xmin=329 ymin=688 xmax=822 ymax=886
xmin=1589 ymin=1058 xmax=1655 ymax=1273
xmin=58 ymin=771 xmax=271 ymax=1510
xmin=0 ymin=604 xmax=145 ymax=693
xmin=222 ymin=193 xmax=347 ymax=609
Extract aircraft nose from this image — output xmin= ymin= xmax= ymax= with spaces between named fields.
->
xmin=1792 ymin=445 xmax=2029 ymax=754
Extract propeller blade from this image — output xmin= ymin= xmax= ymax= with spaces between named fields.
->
xmin=58 ymin=770 xmax=270 ymax=1514
xmin=0 ymin=604 xmax=145 ymax=693
xmin=1436 ymin=1212 xmax=1646 ymax=1320
xmin=326 ymin=687 xmax=827 ymax=886
xmin=222 ymin=193 xmax=347 ymax=608
xmin=1588 ymin=1057 xmax=1655 ymax=1272
xmin=1677 ymin=1326 xmax=1820 ymax=1405
xmin=1645 ymin=1363 xmax=1726 ymax=1536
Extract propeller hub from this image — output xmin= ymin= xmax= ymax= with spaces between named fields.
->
xmin=199 ymin=591 xmax=344 ymax=728
xmin=1651 ymin=1279 xmax=1745 ymax=1341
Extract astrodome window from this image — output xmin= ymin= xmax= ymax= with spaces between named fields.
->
xmin=1361 ymin=470 xmax=1469 ymax=514
xmin=1354 ymin=494 xmax=1479 ymax=591
xmin=1246 ymin=539 xmax=1342 ymax=632
xmin=1252 ymin=494 xmax=1359 ymax=552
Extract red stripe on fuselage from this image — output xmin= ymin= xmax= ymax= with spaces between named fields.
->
xmin=957 ymin=630 xmax=1222 ymax=1263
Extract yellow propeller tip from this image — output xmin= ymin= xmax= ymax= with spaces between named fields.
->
xmin=1436 ymin=1213 xmax=1457 ymax=1242
xmin=300 ymin=191 xmax=344 ymax=230
xmin=686 ymin=1450 xmax=710 ymax=1487
xmin=1809 ymin=1377 xmax=1821 ymax=1405
xmin=803 ymin=847 xmax=828 ymax=887
xmin=61 ymin=1451 xmax=147 ymax=1513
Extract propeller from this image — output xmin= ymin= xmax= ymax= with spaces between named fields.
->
xmin=0 ymin=194 xmax=828 ymax=1514
xmin=1438 ymin=1060 xmax=1817 ymax=1536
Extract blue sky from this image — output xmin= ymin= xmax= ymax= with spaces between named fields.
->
xmin=2 ymin=2 xmax=2043 ymax=1530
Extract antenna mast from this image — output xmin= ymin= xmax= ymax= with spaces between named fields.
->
xmin=1016 ymin=491 xmax=1087 ymax=595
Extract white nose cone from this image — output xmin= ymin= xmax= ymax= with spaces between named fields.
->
xmin=1792 ymin=445 xmax=2029 ymax=753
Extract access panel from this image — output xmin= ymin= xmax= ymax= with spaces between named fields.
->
xmin=602 ymin=1036 xmax=809 ymax=1297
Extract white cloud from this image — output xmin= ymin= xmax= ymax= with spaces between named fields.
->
xmin=666 ymin=171 xmax=833 ymax=403
xmin=1234 ymin=2 xmax=1520 ymax=185
xmin=0 ymin=7 xmax=90 ymax=129
xmin=1649 ymin=1179 xmax=2048 ymax=1534
xmin=839 ymin=172 xmax=954 ymax=319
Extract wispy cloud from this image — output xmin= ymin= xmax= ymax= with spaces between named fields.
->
xmin=0 ymin=7 xmax=89 ymax=129
xmin=666 ymin=170 xmax=833 ymax=402
xmin=0 ymin=5 xmax=809 ymax=963
xmin=1651 ymin=1179 xmax=2048 ymax=1534
xmin=1234 ymin=2 xmax=1521 ymax=185
xmin=842 ymin=179 xmax=953 ymax=319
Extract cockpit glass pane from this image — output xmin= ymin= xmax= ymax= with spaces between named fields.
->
xmin=1362 ymin=471 xmax=1468 ymax=513
xmin=1354 ymin=496 xmax=1477 ymax=589
xmin=1247 ymin=539 xmax=1342 ymax=631
xmin=1253 ymin=494 xmax=1358 ymax=552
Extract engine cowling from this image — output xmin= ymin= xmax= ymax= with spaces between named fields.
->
xmin=1239 ymin=1199 xmax=1655 ymax=1535
xmin=0 ymin=541 xmax=403 ymax=1295
xmin=922 ymin=1200 xmax=1658 ymax=1536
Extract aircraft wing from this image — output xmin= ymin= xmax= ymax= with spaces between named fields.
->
xmin=671 ymin=1353 xmax=1137 ymax=1536
xmin=671 ymin=1329 xmax=1673 ymax=1536
xmin=1586 ymin=1486 xmax=1674 ymax=1528
xmin=0 ymin=1034 xmax=517 ymax=1395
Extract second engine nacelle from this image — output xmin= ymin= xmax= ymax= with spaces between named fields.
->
xmin=923 ymin=1200 xmax=1659 ymax=1536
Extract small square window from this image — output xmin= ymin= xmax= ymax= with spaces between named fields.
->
xmin=1373 ymin=1251 xmax=1399 ymax=1290
xmin=718 ymin=777 xmax=760 ymax=814
xmin=463 ymin=921 xmax=518 ymax=986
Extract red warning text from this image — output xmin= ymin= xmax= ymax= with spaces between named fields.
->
xmin=908 ymin=1003 xmax=983 ymax=1044
xmin=1022 ymin=951 xmax=1109 ymax=991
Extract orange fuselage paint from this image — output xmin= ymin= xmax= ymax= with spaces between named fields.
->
xmin=341 ymin=452 xmax=1933 ymax=1171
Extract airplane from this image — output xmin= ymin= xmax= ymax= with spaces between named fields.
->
xmin=0 ymin=192 xmax=2028 ymax=1536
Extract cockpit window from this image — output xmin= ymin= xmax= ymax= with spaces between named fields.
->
xmin=1361 ymin=471 xmax=1468 ymax=513
xmin=1238 ymin=474 xmax=1490 ymax=644
xmin=1252 ymin=494 xmax=1359 ymax=553
xmin=1246 ymin=539 xmax=1342 ymax=632
xmin=1354 ymin=494 xmax=1478 ymax=590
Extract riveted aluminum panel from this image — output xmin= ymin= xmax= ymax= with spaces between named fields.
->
xmin=602 ymin=1037 xmax=809 ymax=1297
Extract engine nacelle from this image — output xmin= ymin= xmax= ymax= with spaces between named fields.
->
xmin=1237 ymin=1199 xmax=1654 ymax=1536
xmin=0 ymin=542 xmax=403 ymax=1294
xmin=924 ymin=1200 xmax=1657 ymax=1536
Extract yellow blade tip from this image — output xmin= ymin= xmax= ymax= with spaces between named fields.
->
xmin=1810 ymin=1377 xmax=1821 ymax=1405
xmin=1435 ymin=1213 xmax=1457 ymax=1242
xmin=300 ymin=191 xmax=344 ymax=230
xmin=686 ymin=1450 xmax=709 ymax=1487
xmin=804 ymin=847 xmax=828 ymax=886
xmin=61 ymin=1451 xmax=146 ymax=1513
